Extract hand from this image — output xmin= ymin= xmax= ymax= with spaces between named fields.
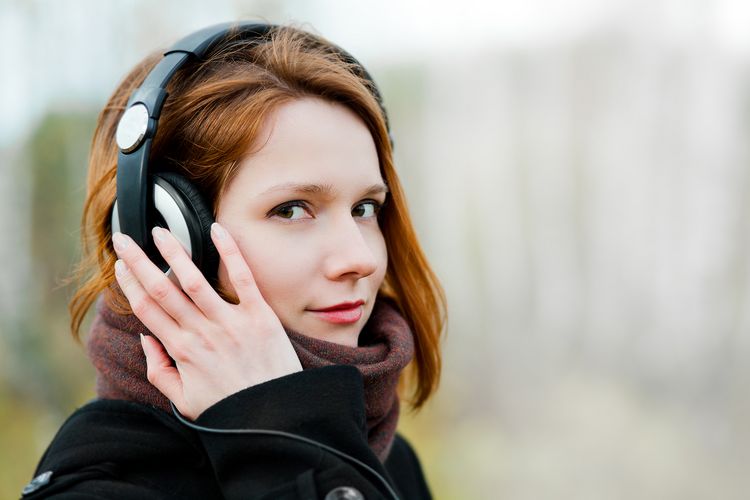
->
xmin=112 ymin=223 xmax=303 ymax=420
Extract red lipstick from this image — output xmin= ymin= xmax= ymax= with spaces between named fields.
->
xmin=309 ymin=300 xmax=364 ymax=324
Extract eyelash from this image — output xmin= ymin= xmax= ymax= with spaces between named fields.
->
xmin=268 ymin=199 xmax=385 ymax=221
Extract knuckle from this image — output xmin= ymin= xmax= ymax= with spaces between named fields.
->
xmin=234 ymin=271 xmax=254 ymax=288
xmin=170 ymin=344 xmax=191 ymax=364
xmin=116 ymin=271 xmax=133 ymax=288
xmin=146 ymin=367 xmax=159 ymax=385
xmin=159 ymin=244 xmax=179 ymax=261
xmin=183 ymin=275 xmax=204 ymax=295
xmin=129 ymin=252 xmax=147 ymax=267
xmin=131 ymin=298 xmax=151 ymax=318
xmin=149 ymin=280 xmax=171 ymax=302
xmin=199 ymin=335 xmax=217 ymax=353
xmin=238 ymin=297 xmax=258 ymax=312
xmin=223 ymin=243 xmax=241 ymax=257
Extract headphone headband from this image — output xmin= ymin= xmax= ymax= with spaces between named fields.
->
xmin=113 ymin=21 xmax=390 ymax=249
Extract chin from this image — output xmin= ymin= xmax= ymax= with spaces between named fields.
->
xmin=323 ymin=329 xmax=359 ymax=347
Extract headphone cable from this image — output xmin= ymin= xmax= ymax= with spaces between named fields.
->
xmin=170 ymin=401 xmax=400 ymax=500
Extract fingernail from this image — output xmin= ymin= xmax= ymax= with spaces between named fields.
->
xmin=152 ymin=226 xmax=166 ymax=243
xmin=211 ymin=223 xmax=226 ymax=239
xmin=115 ymin=259 xmax=128 ymax=277
xmin=113 ymin=232 xmax=130 ymax=252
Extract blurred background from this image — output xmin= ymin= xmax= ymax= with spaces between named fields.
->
xmin=2 ymin=0 xmax=750 ymax=498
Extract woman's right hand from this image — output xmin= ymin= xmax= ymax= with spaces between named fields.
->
xmin=112 ymin=222 xmax=303 ymax=420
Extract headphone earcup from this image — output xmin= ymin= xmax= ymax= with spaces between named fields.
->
xmin=149 ymin=171 xmax=219 ymax=286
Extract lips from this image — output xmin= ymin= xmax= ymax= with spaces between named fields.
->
xmin=310 ymin=300 xmax=364 ymax=312
xmin=308 ymin=300 xmax=365 ymax=324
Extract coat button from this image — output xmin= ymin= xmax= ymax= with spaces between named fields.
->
xmin=324 ymin=485 xmax=365 ymax=500
xmin=21 ymin=471 xmax=53 ymax=496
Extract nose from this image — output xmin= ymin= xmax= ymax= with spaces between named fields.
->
xmin=323 ymin=216 xmax=379 ymax=281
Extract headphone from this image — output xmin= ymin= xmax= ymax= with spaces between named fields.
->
xmin=110 ymin=21 xmax=391 ymax=287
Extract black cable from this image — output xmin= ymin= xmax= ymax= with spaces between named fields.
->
xmin=170 ymin=401 xmax=400 ymax=500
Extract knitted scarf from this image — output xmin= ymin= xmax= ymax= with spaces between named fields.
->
xmin=86 ymin=292 xmax=415 ymax=462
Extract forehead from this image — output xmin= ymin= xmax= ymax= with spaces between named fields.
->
xmin=227 ymin=97 xmax=382 ymax=197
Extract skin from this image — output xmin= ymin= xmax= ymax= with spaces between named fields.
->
xmin=216 ymin=97 xmax=388 ymax=347
xmin=111 ymin=97 xmax=388 ymax=420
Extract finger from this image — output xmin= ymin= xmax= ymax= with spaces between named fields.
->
xmin=114 ymin=257 xmax=182 ymax=352
xmin=211 ymin=223 xmax=263 ymax=305
xmin=114 ymin=231 xmax=206 ymax=330
xmin=141 ymin=333 xmax=185 ymax=407
xmin=151 ymin=227 xmax=230 ymax=319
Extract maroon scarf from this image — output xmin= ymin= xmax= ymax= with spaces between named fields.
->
xmin=86 ymin=293 xmax=415 ymax=462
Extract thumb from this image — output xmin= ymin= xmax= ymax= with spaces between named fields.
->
xmin=140 ymin=333 xmax=184 ymax=407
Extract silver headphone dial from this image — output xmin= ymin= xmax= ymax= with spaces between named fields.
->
xmin=116 ymin=103 xmax=149 ymax=153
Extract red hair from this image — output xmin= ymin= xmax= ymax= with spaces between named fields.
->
xmin=66 ymin=25 xmax=447 ymax=409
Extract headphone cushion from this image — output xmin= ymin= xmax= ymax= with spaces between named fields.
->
xmin=152 ymin=171 xmax=219 ymax=284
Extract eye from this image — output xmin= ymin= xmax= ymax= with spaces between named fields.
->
xmin=269 ymin=201 xmax=312 ymax=220
xmin=353 ymin=200 xmax=383 ymax=218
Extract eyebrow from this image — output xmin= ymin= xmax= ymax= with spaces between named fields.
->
xmin=259 ymin=182 xmax=389 ymax=198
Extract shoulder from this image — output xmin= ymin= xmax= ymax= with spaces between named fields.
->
xmin=25 ymin=399 xmax=216 ymax=499
xmin=39 ymin=397 xmax=203 ymax=461
xmin=385 ymin=433 xmax=433 ymax=500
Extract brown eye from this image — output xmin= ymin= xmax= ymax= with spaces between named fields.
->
xmin=353 ymin=201 xmax=382 ymax=218
xmin=270 ymin=201 xmax=310 ymax=220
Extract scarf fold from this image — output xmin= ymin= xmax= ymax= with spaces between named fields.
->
xmin=86 ymin=293 xmax=414 ymax=462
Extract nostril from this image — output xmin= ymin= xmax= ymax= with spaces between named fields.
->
xmin=323 ymin=221 xmax=383 ymax=279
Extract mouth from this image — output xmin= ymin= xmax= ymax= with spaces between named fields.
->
xmin=310 ymin=300 xmax=365 ymax=312
xmin=308 ymin=300 xmax=365 ymax=324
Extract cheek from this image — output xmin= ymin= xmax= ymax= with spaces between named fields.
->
xmin=231 ymin=237 xmax=313 ymax=304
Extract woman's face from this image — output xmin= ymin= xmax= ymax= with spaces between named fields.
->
xmin=215 ymin=97 xmax=388 ymax=347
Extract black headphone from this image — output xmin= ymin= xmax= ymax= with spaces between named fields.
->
xmin=111 ymin=21 xmax=391 ymax=287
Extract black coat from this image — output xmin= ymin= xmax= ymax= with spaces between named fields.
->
xmin=23 ymin=365 xmax=432 ymax=499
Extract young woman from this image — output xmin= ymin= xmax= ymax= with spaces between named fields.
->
xmin=25 ymin=22 xmax=446 ymax=500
